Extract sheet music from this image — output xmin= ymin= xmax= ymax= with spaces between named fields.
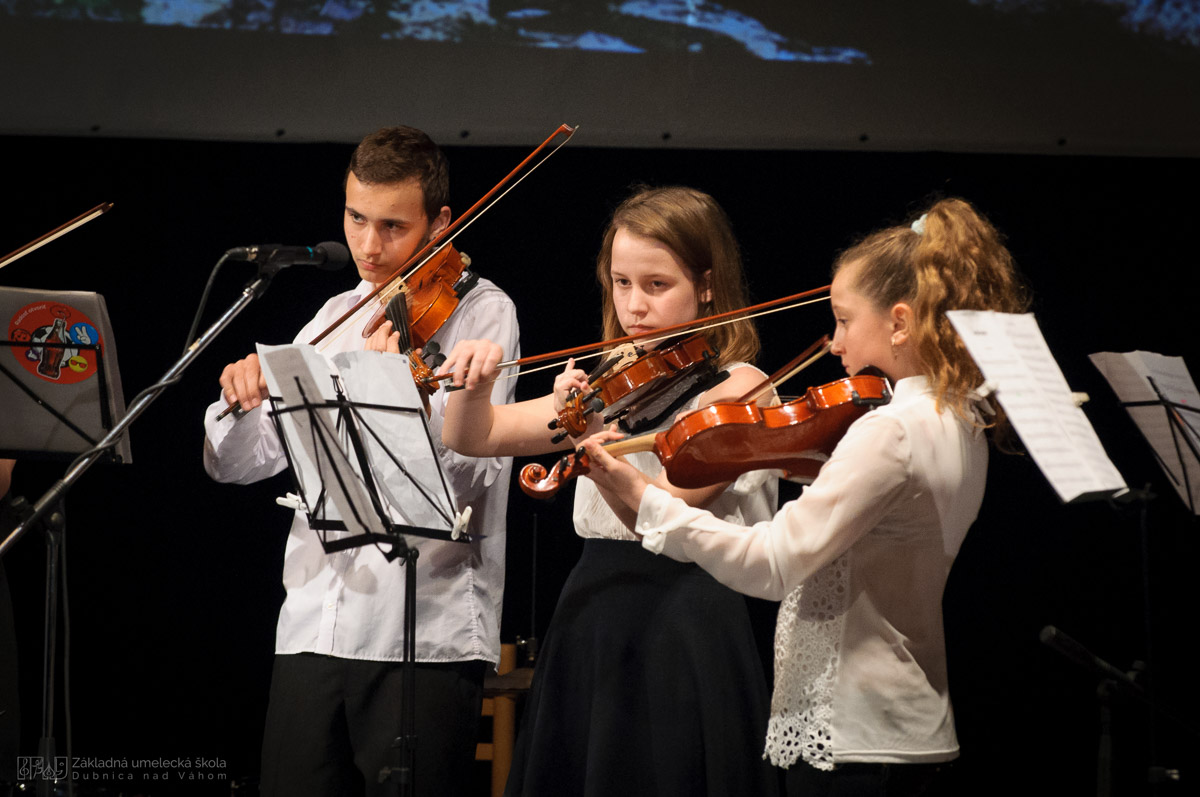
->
xmin=333 ymin=348 xmax=458 ymax=536
xmin=1089 ymin=350 xmax=1200 ymax=513
xmin=946 ymin=311 xmax=1127 ymax=503
xmin=258 ymin=344 xmax=459 ymax=544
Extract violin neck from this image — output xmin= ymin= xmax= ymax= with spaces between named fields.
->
xmin=602 ymin=432 xmax=657 ymax=457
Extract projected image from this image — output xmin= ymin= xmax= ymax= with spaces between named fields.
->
xmin=7 ymin=0 xmax=872 ymax=61
xmin=971 ymin=0 xmax=1200 ymax=47
xmin=6 ymin=0 xmax=1199 ymax=56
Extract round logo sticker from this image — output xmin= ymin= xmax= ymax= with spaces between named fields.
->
xmin=8 ymin=302 xmax=103 ymax=384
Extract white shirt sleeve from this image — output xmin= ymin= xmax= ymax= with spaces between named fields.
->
xmin=201 ymin=398 xmax=287 ymax=485
xmin=636 ymin=409 xmax=913 ymax=601
xmin=200 ymin=300 xmax=338 ymax=485
xmin=425 ymin=285 xmax=520 ymax=505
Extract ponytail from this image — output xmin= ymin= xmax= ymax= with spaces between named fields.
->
xmin=833 ymin=198 xmax=1030 ymax=437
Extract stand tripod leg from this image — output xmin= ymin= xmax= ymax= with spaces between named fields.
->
xmin=38 ymin=503 xmax=66 ymax=797
xmin=1096 ymin=681 xmax=1113 ymax=797
xmin=382 ymin=547 xmax=419 ymax=797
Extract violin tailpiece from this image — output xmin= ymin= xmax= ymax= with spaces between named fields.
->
xmin=616 ymin=365 xmax=728 ymax=435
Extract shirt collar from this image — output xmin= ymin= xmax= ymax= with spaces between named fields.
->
xmin=890 ymin=374 xmax=930 ymax=401
xmin=348 ymin=279 xmax=376 ymax=305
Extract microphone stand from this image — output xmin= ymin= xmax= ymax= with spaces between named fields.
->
xmin=0 ymin=262 xmax=284 ymax=795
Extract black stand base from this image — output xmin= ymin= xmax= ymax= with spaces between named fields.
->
xmin=378 ymin=546 xmax=419 ymax=797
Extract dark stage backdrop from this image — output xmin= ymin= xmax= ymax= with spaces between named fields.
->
xmin=4 ymin=1 xmax=1200 ymax=156
xmin=1 ymin=134 xmax=1197 ymax=796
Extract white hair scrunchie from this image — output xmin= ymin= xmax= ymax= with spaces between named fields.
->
xmin=911 ymin=214 xmax=928 ymax=235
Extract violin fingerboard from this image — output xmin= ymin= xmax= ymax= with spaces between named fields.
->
xmin=617 ymin=364 xmax=728 ymax=434
xmin=384 ymin=294 xmax=414 ymax=353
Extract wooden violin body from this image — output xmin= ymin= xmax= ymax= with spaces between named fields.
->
xmin=551 ymin=333 xmax=723 ymax=441
xmin=656 ymin=373 xmax=891 ymax=487
xmin=363 ymin=244 xmax=479 ymax=350
xmin=520 ymin=372 xmax=892 ymax=498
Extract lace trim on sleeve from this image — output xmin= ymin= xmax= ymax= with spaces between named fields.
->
xmin=763 ymin=552 xmax=850 ymax=771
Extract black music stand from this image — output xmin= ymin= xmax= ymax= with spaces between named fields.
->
xmin=0 ymin=288 xmax=130 ymax=797
xmin=0 ymin=287 xmax=130 ymax=463
xmin=258 ymin=345 xmax=472 ymax=797
xmin=3 ymin=257 xmax=318 ymax=794
xmin=1076 ymin=351 xmax=1200 ymax=793
xmin=1119 ymin=379 xmax=1200 ymax=516
xmin=1090 ymin=350 xmax=1200 ymax=515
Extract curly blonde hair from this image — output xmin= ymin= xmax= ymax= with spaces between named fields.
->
xmin=834 ymin=198 xmax=1030 ymax=432
xmin=595 ymin=186 xmax=760 ymax=369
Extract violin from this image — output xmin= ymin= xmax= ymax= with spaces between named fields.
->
xmin=520 ymin=372 xmax=892 ymax=498
xmin=363 ymin=244 xmax=477 ymax=350
xmin=366 ymin=244 xmax=472 ymax=396
xmin=380 ymin=289 xmax=448 ymax=397
xmin=549 ymin=333 xmax=725 ymax=443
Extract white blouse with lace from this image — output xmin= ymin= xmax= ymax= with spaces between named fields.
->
xmin=633 ymin=376 xmax=988 ymax=770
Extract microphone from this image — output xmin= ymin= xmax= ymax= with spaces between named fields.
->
xmin=226 ymin=241 xmax=349 ymax=271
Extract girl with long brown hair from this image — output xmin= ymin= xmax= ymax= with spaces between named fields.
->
xmin=440 ymin=185 xmax=780 ymax=796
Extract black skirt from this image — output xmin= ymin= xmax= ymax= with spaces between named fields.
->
xmin=505 ymin=538 xmax=780 ymax=797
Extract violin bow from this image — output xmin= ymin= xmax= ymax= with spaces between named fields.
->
xmin=736 ymin=336 xmax=832 ymax=404
xmin=311 ymin=123 xmax=578 ymax=351
xmin=424 ymin=283 xmax=832 ymax=387
xmin=1 ymin=202 xmax=113 ymax=270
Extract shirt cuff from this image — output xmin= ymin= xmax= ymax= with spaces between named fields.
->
xmin=636 ymin=483 xmax=675 ymax=555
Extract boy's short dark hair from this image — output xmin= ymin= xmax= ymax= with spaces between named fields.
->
xmin=345 ymin=126 xmax=449 ymax=222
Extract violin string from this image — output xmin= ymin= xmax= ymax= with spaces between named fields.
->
xmin=748 ymin=342 xmax=832 ymax=405
xmin=316 ymin=282 xmax=407 ymax=354
xmin=488 ymin=294 xmax=832 ymax=384
xmin=315 ymin=130 xmax=576 ymax=354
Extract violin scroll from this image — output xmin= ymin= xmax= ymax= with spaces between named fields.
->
xmin=549 ymin=390 xmax=605 ymax=443
xmin=519 ymin=452 xmax=593 ymax=499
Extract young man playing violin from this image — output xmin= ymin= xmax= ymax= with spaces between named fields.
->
xmin=202 ymin=126 xmax=519 ymax=797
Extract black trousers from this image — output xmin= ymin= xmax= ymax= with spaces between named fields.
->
xmin=784 ymin=760 xmax=952 ymax=797
xmin=259 ymin=653 xmax=485 ymax=797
